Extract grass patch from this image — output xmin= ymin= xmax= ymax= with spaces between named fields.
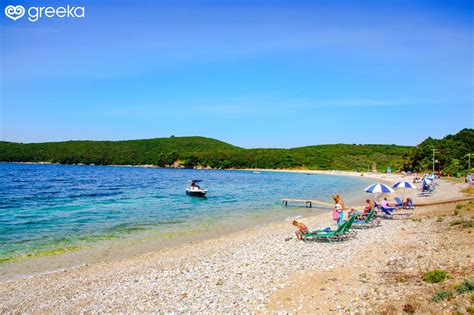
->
xmin=436 ymin=217 xmax=444 ymax=222
xmin=431 ymin=290 xmax=453 ymax=302
xmin=423 ymin=269 xmax=449 ymax=283
xmin=461 ymin=186 xmax=474 ymax=195
xmin=450 ymin=219 xmax=474 ymax=228
xmin=456 ymin=279 xmax=474 ymax=294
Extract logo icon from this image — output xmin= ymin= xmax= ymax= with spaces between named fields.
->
xmin=5 ymin=5 xmax=25 ymax=21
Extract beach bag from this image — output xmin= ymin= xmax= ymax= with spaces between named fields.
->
xmin=332 ymin=209 xmax=340 ymax=220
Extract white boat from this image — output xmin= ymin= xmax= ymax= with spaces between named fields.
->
xmin=186 ymin=180 xmax=208 ymax=197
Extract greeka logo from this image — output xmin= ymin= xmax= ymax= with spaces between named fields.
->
xmin=4 ymin=4 xmax=85 ymax=22
xmin=4 ymin=5 xmax=25 ymax=20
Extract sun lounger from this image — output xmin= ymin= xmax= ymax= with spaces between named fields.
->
xmin=379 ymin=207 xmax=394 ymax=219
xmin=394 ymin=197 xmax=403 ymax=207
xmin=342 ymin=215 xmax=357 ymax=238
xmin=303 ymin=216 xmax=355 ymax=242
xmin=381 ymin=206 xmax=396 ymax=212
xmin=394 ymin=197 xmax=415 ymax=209
xmin=351 ymin=210 xmax=380 ymax=228
xmin=380 ymin=207 xmax=412 ymax=219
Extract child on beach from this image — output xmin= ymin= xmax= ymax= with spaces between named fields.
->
xmin=332 ymin=203 xmax=343 ymax=226
xmin=292 ymin=220 xmax=309 ymax=240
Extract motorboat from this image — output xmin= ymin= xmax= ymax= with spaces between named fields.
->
xmin=186 ymin=180 xmax=208 ymax=197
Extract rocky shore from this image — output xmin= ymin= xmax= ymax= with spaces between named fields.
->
xmin=0 ymin=175 xmax=472 ymax=313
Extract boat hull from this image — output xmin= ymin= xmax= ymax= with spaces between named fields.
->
xmin=186 ymin=189 xmax=208 ymax=197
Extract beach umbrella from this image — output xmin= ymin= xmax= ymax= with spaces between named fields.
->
xmin=365 ymin=183 xmax=394 ymax=202
xmin=393 ymin=181 xmax=416 ymax=200
xmin=422 ymin=177 xmax=433 ymax=186
xmin=422 ymin=177 xmax=433 ymax=190
xmin=365 ymin=183 xmax=395 ymax=194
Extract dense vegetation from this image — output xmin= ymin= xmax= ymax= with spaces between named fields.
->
xmin=0 ymin=129 xmax=472 ymax=174
xmin=404 ymin=128 xmax=474 ymax=175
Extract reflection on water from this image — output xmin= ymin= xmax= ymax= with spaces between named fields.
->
xmin=0 ymin=163 xmax=373 ymax=265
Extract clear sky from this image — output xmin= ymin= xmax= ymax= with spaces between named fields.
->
xmin=1 ymin=0 xmax=472 ymax=148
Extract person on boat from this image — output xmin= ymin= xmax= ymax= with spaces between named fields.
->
xmin=292 ymin=220 xmax=309 ymax=241
xmin=190 ymin=181 xmax=201 ymax=190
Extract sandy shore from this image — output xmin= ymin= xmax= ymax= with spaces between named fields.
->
xmin=0 ymin=172 xmax=472 ymax=312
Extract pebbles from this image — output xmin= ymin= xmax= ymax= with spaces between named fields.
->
xmin=0 ymin=212 xmax=405 ymax=313
xmin=0 ymin=177 xmax=471 ymax=313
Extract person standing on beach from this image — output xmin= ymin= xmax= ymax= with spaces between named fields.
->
xmin=333 ymin=194 xmax=346 ymax=210
xmin=333 ymin=194 xmax=346 ymax=226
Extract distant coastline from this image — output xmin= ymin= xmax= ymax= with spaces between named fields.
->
xmin=1 ymin=128 xmax=472 ymax=175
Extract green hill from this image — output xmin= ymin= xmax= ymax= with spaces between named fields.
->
xmin=1 ymin=129 xmax=472 ymax=173
xmin=407 ymin=128 xmax=474 ymax=175
xmin=0 ymin=136 xmax=410 ymax=171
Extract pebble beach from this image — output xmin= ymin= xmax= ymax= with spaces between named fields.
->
xmin=0 ymin=172 xmax=472 ymax=313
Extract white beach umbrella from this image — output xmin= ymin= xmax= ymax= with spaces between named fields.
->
xmin=365 ymin=183 xmax=395 ymax=194
xmin=393 ymin=181 xmax=416 ymax=189
xmin=422 ymin=177 xmax=433 ymax=190
xmin=422 ymin=177 xmax=433 ymax=186
xmin=365 ymin=183 xmax=394 ymax=203
xmin=393 ymin=181 xmax=416 ymax=200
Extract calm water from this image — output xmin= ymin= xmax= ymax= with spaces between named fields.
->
xmin=0 ymin=163 xmax=372 ymax=263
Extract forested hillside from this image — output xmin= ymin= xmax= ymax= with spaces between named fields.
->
xmin=1 ymin=129 xmax=472 ymax=173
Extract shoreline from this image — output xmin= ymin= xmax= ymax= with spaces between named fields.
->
xmin=0 ymin=166 xmax=374 ymax=281
xmin=0 ymin=166 xmax=467 ymax=281
xmin=0 ymin=165 xmax=471 ymax=312
xmin=0 ymin=183 xmax=471 ymax=312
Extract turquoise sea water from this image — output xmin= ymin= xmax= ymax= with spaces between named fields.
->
xmin=0 ymin=163 xmax=373 ymax=263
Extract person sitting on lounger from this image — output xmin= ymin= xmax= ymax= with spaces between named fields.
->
xmin=364 ymin=199 xmax=375 ymax=213
xmin=381 ymin=197 xmax=397 ymax=212
xmin=403 ymin=198 xmax=414 ymax=209
xmin=381 ymin=197 xmax=390 ymax=208
xmin=292 ymin=220 xmax=309 ymax=241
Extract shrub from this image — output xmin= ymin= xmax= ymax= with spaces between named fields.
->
xmin=431 ymin=290 xmax=453 ymax=302
xmin=436 ymin=217 xmax=443 ymax=222
xmin=450 ymin=219 xmax=474 ymax=228
xmin=456 ymin=279 xmax=474 ymax=294
xmin=423 ymin=269 xmax=449 ymax=283
xmin=462 ymin=186 xmax=474 ymax=195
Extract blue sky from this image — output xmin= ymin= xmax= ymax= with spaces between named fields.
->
xmin=1 ymin=0 xmax=472 ymax=148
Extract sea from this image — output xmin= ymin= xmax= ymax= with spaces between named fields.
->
xmin=0 ymin=163 xmax=374 ymax=277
